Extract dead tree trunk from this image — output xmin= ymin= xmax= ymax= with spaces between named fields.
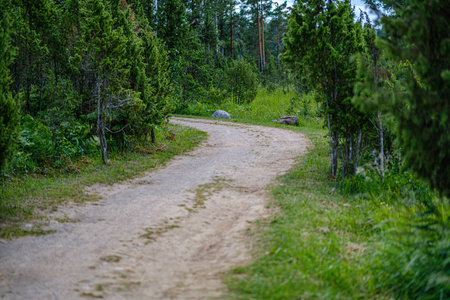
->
xmin=331 ymin=130 xmax=339 ymax=177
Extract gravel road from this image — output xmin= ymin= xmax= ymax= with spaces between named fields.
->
xmin=0 ymin=118 xmax=309 ymax=299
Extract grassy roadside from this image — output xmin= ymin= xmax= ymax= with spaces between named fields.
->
xmin=0 ymin=124 xmax=207 ymax=238
xmin=225 ymin=121 xmax=392 ymax=299
xmin=221 ymin=89 xmax=449 ymax=299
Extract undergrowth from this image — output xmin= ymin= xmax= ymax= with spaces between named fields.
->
xmin=175 ymin=88 xmax=319 ymax=125
xmin=225 ymin=87 xmax=449 ymax=299
xmin=0 ymin=124 xmax=207 ymax=238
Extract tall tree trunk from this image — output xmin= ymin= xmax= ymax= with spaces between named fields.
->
xmin=343 ymin=134 xmax=352 ymax=178
xmin=277 ymin=26 xmax=280 ymax=70
xmin=354 ymin=127 xmax=362 ymax=175
xmin=332 ymin=130 xmax=339 ymax=177
xmin=373 ymin=48 xmax=384 ymax=181
xmin=261 ymin=0 xmax=265 ymax=67
xmin=327 ymin=103 xmax=339 ymax=177
xmin=97 ymin=67 xmax=107 ymax=165
xmin=216 ymin=11 xmax=219 ymax=53
xmin=151 ymin=126 xmax=156 ymax=144
xmin=230 ymin=2 xmax=234 ymax=59
xmin=260 ymin=0 xmax=266 ymax=86
xmin=332 ymin=60 xmax=339 ymax=177
xmin=256 ymin=1 xmax=262 ymax=72
xmin=378 ymin=111 xmax=385 ymax=180
xmin=326 ymin=94 xmax=334 ymax=176
xmin=97 ymin=80 xmax=107 ymax=165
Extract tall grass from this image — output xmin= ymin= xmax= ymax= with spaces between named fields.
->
xmin=225 ymin=87 xmax=450 ymax=299
xmin=175 ymin=87 xmax=319 ymax=125
xmin=222 ymin=88 xmax=295 ymax=122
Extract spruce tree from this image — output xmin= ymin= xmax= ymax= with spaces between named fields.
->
xmin=116 ymin=0 xmax=172 ymax=143
xmin=0 ymin=3 xmax=20 ymax=171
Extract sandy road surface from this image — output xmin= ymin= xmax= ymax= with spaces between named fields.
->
xmin=0 ymin=118 xmax=309 ymax=299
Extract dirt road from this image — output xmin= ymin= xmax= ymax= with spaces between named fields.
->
xmin=0 ymin=118 xmax=309 ymax=299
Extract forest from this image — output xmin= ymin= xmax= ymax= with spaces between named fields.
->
xmin=0 ymin=0 xmax=449 ymax=299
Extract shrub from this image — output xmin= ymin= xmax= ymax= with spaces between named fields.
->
xmin=227 ymin=59 xmax=258 ymax=105
xmin=2 ymin=115 xmax=98 ymax=175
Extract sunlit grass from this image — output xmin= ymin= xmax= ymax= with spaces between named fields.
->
xmin=222 ymin=88 xmax=295 ymax=123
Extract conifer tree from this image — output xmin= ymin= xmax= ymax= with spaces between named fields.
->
xmin=282 ymin=0 xmax=362 ymax=176
xmin=377 ymin=0 xmax=450 ymax=197
xmin=352 ymin=15 xmax=395 ymax=179
xmin=156 ymin=0 xmax=189 ymax=60
xmin=75 ymin=0 xmax=139 ymax=164
xmin=0 ymin=3 xmax=20 ymax=171
xmin=118 ymin=0 xmax=172 ymax=143
xmin=141 ymin=30 xmax=173 ymax=142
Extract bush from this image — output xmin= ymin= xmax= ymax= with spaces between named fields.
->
xmin=2 ymin=115 xmax=98 ymax=175
xmin=174 ymin=101 xmax=216 ymax=117
xmin=227 ymin=59 xmax=258 ymax=105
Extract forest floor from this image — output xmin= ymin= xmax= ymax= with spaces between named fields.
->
xmin=0 ymin=117 xmax=309 ymax=299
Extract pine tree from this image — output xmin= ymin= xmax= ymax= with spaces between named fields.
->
xmin=0 ymin=3 xmax=20 ymax=171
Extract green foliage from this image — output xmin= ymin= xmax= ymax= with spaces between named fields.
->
xmin=176 ymin=101 xmax=216 ymax=117
xmin=228 ymin=88 xmax=298 ymax=122
xmin=375 ymin=0 xmax=450 ymax=198
xmin=224 ymin=104 xmax=448 ymax=300
xmin=0 ymin=4 xmax=20 ymax=171
xmin=3 ymin=115 xmax=98 ymax=174
xmin=282 ymin=0 xmax=366 ymax=177
xmin=371 ymin=198 xmax=450 ymax=300
xmin=139 ymin=20 xmax=173 ymax=129
xmin=156 ymin=0 xmax=190 ymax=60
xmin=339 ymin=163 xmax=449 ymax=299
xmin=226 ymin=119 xmax=390 ymax=299
xmin=0 ymin=124 xmax=206 ymax=237
xmin=228 ymin=59 xmax=259 ymax=105
xmin=176 ymin=87 xmax=299 ymax=123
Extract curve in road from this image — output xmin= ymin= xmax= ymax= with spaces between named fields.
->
xmin=0 ymin=118 xmax=309 ymax=299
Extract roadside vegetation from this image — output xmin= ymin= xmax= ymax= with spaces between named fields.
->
xmin=223 ymin=1 xmax=449 ymax=299
xmin=0 ymin=125 xmax=206 ymax=238
xmin=225 ymin=88 xmax=448 ymax=299
xmin=1 ymin=0 xmax=448 ymax=299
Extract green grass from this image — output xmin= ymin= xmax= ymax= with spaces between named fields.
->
xmin=221 ymin=88 xmax=297 ymax=123
xmin=225 ymin=121 xmax=394 ymax=299
xmin=223 ymin=87 xmax=449 ymax=299
xmin=0 ymin=124 xmax=207 ymax=238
